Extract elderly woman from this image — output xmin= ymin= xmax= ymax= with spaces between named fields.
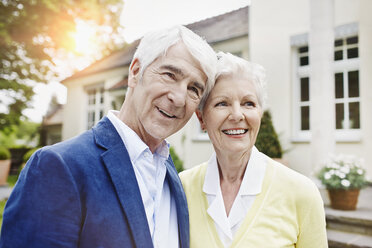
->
xmin=180 ymin=52 xmax=327 ymax=248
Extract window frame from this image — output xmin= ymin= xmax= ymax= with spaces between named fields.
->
xmin=85 ymin=84 xmax=105 ymax=130
xmin=291 ymin=23 xmax=361 ymax=142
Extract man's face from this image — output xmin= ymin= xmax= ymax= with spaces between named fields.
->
xmin=127 ymin=42 xmax=208 ymax=147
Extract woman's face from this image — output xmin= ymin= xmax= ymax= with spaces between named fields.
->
xmin=197 ymin=73 xmax=262 ymax=155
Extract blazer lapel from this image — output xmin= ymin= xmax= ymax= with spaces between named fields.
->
xmin=93 ymin=117 xmax=153 ymax=248
xmin=165 ymin=157 xmax=190 ymax=248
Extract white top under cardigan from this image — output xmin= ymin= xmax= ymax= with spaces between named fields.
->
xmin=107 ymin=110 xmax=179 ymax=248
xmin=203 ymin=146 xmax=267 ymax=247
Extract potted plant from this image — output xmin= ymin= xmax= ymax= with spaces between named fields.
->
xmin=317 ymin=154 xmax=370 ymax=210
xmin=0 ymin=146 xmax=11 ymax=186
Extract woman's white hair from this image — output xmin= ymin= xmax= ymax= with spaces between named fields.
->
xmin=199 ymin=52 xmax=267 ymax=111
xmin=130 ymin=25 xmax=217 ymax=103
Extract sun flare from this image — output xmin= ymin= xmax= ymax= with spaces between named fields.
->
xmin=73 ymin=21 xmax=98 ymax=56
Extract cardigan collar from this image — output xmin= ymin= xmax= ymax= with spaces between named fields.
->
xmin=202 ymin=146 xmax=267 ymax=240
xmin=203 ymin=146 xmax=267 ymax=196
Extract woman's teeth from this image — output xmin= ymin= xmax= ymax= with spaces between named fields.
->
xmin=222 ymin=129 xmax=247 ymax=135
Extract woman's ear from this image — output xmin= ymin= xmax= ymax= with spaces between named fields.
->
xmin=128 ymin=58 xmax=140 ymax=87
xmin=196 ymin=109 xmax=206 ymax=131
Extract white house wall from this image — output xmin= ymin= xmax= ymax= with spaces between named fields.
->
xmin=250 ymin=0 xmax=372 ymax=177
xmin=62 ymin=66 xmax=128 ymax=140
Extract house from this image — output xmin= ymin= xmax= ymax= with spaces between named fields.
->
xmin=249 ymin=0 xmax=372 ymax=177
xmin=61 ymin=1 xmax=372 ymax=178
xmin=40 ymin=104 xmax=63 ymax=146
xmin=61 ymin=6 xmax=249 ymax=169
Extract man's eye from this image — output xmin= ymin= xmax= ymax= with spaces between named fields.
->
xmin=188 ymin=86 xmax=200 ymax=97
xmin=163 ymin=72 xmax=175 ymax=80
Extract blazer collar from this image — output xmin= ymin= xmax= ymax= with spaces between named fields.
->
xmin=164 ymin=156 xmax=189 ymax=248
xmin=93 ymin=117 xmax=154 ymax=248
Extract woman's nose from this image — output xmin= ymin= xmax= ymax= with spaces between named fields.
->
xmin=228 ymin=104 xmax=245 ymax=121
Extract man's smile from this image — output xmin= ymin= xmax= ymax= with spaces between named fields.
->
xmin=157 ymin=107 xmax=177 ymax=118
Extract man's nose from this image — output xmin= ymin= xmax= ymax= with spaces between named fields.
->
xmin=168 ymin=84 xmax=187 ymax=107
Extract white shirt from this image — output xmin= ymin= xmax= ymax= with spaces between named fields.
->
xmin=107 ymin=111 xmax=179 ymax=248
xmin=203 ymin=146 xmax=267 ymax=247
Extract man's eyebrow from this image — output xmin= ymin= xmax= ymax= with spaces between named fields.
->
xmin=160 ymin=65 xmax=184 ymax=77
xmin=161 ymin=64 xmax=205 ymax=93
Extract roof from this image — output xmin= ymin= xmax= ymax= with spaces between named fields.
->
xmin=108 ymin=77 xmax=128 ymax=91
xmin=186 ymin=6 xmax=249 ymax=44
xmin=62 ymin=6 xmax=249 ymax=83
xmin=62 ymin=40 xmax=139 ymax=82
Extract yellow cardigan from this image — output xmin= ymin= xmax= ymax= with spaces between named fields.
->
xmin=180 ymin=159 xmax=328 ymax=248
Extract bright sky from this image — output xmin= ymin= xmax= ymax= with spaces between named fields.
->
xmin=25 ymin=0 xmax=250 ymax=122
xmin=121 ymin=0 xmax=251 ymax=42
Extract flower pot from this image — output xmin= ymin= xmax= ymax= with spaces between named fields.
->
xmin=0 ymin=159 xmax=11 ymax=186
xmin=328 ymin=189 xmax=360 ymax=210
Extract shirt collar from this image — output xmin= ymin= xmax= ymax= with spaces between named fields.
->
xmin=107 ymin=110 xmax=169 ymax=162
xmin=203 ymin=146 xmax=267 ymax=196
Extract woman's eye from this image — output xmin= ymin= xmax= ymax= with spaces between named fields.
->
xmin=215 ymin=102 xmax=227 ymax=107
xmin=244 ymin=101 xmax=255 ymax=107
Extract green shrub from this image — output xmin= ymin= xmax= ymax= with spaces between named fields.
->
xmin=0 ymin=147 xmax=11 ymax=160
xmin=23 ymin=147 xmax=39 ymax=163
xmin=170 ymin=146 xmax=184 ymax=173
xmin=255 ymin=110 xmax=283 ymax=158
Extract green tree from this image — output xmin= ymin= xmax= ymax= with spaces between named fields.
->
xmin=255 ymin=110 xmax=283 ymax=158
xmin=169 ymin=146 xmax=184 ymax=173
xmin=0 ymin=120 xmax=40 ymax=148
xmin=0 ymin=0 xmax=124 ymax=131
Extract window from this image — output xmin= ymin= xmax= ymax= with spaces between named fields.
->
xmin=298 ymin=46 xmax=309 ymax=66
xmin=335 ymin=70 xmax=360 ymax=130
xmin=87 ymin=87 xmax=105 ymax=129
xmin=334 ymin=36 xmax=359 ymax=61
xmin=299 ymin=77 xmax=310 ymax=130
xmin=292 ymin=32 xmax=360 ymax=141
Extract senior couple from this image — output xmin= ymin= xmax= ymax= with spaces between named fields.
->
xmin=0 ymin=26 xmax=327 ymax=247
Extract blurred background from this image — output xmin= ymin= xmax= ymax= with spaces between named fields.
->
xmin=0 ymin=1 xmax=371 ymax=246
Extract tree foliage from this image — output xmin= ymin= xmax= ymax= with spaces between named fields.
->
xmin=0 ymin=0 xmax=124 ymax=131
xmin=169 ymin=146 xmax=184 ymax=173
xmin=0 ymin=120 xmax=40 ymax=148
xmin=255 ymin=110 xmax=283 ymax=158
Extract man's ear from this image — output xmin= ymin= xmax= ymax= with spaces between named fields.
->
xmin=195 ymin=109 xmax=206 ymax=131
xmin=128 ymin=58 xmax=140 ymax=87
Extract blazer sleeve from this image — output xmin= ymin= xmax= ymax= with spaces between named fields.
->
xmin=0 ymin=148 xmax=82 ymax=248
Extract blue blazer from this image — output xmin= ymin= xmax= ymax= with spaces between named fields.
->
xmin=0 ymin=117 xmax=189 ymax=248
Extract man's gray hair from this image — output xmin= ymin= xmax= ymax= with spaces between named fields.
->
xmin=130 ymin=25 xmax=217 ymax=104
xmin=199 ymin=52 xmax=267 ymax=111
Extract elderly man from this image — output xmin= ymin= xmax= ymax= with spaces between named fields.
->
xmin=0 ymin=25 xmax=217 ymax=248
